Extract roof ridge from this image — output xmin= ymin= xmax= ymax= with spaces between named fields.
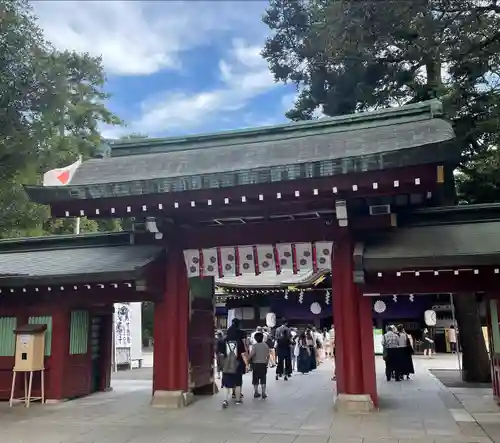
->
xmin=109 ymin=100 xmax=443 ymax=157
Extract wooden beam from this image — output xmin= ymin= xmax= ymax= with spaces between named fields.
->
xmin=50 ymin=164 xmax=440 ymax=219
xmin=175 ymin=215 xmax=393 ymax=249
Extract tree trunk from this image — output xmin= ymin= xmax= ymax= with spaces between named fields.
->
xmin=453 ymin=293 xmax=491 ymax=383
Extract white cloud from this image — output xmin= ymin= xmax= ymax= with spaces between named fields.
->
xmin=131 ymin=39 xmax=278 ymax=135
xmin=32 ymin=0 xmax=269 ymax=76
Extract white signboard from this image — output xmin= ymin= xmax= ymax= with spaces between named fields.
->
xmin=115 ymin=303 xmax=132 ymax=348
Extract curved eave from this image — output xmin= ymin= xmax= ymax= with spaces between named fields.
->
xmin=363 ymin=220 xmax=500 ymax=271
xmin=215 ymin=269 xmax=329 ymax=289
xmin=24 ymin=142 xmax=458 ymax=205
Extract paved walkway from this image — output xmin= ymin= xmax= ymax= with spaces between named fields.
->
xmin=0 ymin=354 xmax=497 ymax=443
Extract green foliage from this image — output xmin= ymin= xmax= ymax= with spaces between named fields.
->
xmin=141 ymin=301 xmax=154 ymax=345
xmin=262 ymin=0 xmax=500 ymax=174
xmin=0 ymin=0 xmax=124 ymax=238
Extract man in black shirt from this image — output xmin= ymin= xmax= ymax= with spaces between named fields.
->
xmin=275 ymin=319 xmax=292 ymax=380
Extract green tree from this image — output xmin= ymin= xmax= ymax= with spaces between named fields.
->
xmin=0 ymin=0 xmax=123 ymax=238
xmin=262 ymin=0 xmax=500 ymax=382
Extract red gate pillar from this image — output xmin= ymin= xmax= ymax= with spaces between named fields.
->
xmin=152 ymin=247 xmax=192 ymax=408
xmin=332 ymin=234 xmax=377 ymax=412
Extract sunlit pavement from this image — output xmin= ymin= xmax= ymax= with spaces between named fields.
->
xmin=0 ymin=353 xmax=497 ymax=442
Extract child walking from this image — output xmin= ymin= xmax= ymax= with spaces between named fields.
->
xmin=249 ymin=332 xmax=269 ymax=399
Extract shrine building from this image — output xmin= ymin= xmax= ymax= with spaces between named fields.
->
xmin=1 ymin=99 xmax=500 ymax=410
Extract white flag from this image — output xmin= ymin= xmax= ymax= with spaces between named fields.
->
xmin=183 ymin=249 xmax=200 ymax=278
xmin=201 ymin=248 xmax=219 ymax=277
xmin=256 ymin=244 xmax=275 ymax=273
xmin=315 ymin=241 xmax=333 ymax=270
xmin=239 ymin=246 xmax=255 ymax=275
xmin=220 ymin=247 xmax=237 ymax=277
xmin=43 ymin=158 xmax=82 ymax=187
xmin=276 ymin=243 xmax=294 ymax=271
xmin=295 ymin=242 xmax=313 ymax=271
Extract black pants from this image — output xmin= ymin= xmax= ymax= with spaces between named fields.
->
xmin=252 ymin=363 xmax=267 ymax=385
xmin=276 ymin=348 xmax=292 ymax=377
xmin=385 ymin=348 xmax=402 ymax=381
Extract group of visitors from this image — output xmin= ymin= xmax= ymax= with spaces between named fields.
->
xmin=382 ymin=324 xmax=415 ymax=382
xmin=215 ymin=318 xmax=336 ymax=409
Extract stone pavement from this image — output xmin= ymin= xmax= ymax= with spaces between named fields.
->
xmin=0 ymin=354 xmax=497 ymax=443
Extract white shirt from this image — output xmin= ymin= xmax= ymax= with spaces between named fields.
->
xmin=448 ymin=328 xmax=457 ymax=343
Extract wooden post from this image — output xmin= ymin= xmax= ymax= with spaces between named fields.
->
xmin=332 ymin=234 xmax=376 ymax=412
xmin=151 ymin=246 xmax=191 ymax=408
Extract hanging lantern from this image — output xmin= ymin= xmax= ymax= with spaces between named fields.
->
xmin=325 ymin=290 xmax=331 ymax=305
xmin=298 ymin=290 xmax=304 ymax=304
xmin=409 ymin=294 xmax=414 ymax=302
xmin=393 ymin=294 xmax=398 ymax=303
xmin=310 ymin=302 xmax=322 ymax=315
xmin=266 ymin=312 xmax=276 ymax=328
xmin=374 ymin=300 xmax=386 ymax=313
xmin=424 ymin=310 xmax=437 ymax=326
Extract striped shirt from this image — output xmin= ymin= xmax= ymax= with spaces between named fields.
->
xmin=382 ymin=331 xmax=399 ymax=349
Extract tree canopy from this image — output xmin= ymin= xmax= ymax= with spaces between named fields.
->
xmin=262 ymin=0 xmax=500 ymax=199
xmin=0 ymin=0 xmax=123 ymax=238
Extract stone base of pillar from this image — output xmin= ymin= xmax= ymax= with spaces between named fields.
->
xmin=45 ymin=398 xmax=68 ymax=404
xmin=334 ymin=394 xmax=375 ymax=413
xmin=151 ymin=390 xmax=194 ymax=409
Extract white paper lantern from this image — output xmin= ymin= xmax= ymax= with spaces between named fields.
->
xmin=310 ymin=302 xmax=322 ymax=315
xmin=374 ymin=300 xmax=386 ymax=313
xmin=266 ymin=312 xmax=276 ymax=328
xmin=424 ymin=310 xmax=437 ymax=326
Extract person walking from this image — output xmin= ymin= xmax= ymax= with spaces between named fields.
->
xmin=448 ymin=325 xmax=458 ymax=354
xmin=275 ymin=319 xmax=292 ymax=380
xmin=221 ymin=319 xmax=248 ymax=408
xmin=422 ymin=328 xmax=434 ymax=358
xmin=249 ymin=332 xmax=269 ymax=399
xmin=382 ymin=325 xmax=401 ymax=382
xmin=396 ymin=324 xmax=415 ymax=380
xmin=215 ymin=331 xmax=225 ymax=380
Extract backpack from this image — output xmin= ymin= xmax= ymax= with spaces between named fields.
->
xmin=223 ymin=340 xmax=239 ymax=374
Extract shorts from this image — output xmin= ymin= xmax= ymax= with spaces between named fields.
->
xmin=252 ymin=363 xmax=267 ymax=385
xmin=221 ymin=373 xmax=243 ymax=389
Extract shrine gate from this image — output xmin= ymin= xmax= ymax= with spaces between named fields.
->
xmin=9 ymin=99 xmax=475 ymax=410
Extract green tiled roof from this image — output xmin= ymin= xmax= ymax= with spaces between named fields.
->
xmin=25 ymin=100 xmax=457 ymax=203
xmin=363 ymin=220 xmax=500 ymax=270
xmin=0 ymin=233 xmax=163 ymax=286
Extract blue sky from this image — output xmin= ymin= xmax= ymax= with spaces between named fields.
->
xmin=33 ymin=0 xmax=298 ymax=139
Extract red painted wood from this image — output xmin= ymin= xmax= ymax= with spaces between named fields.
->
xmin=359 ymin=295 xmax=378 ymax=406
xmin=64 ymin=354 xmax=91 ymax=398
xmin=153 ymin=247 xmax=189 ymax=393
xmin=189 ymin=293 xmax=215 ymax=392
xmin=48 ymin=308 xmax=70 ymax=400
xmin=50 ymin=164 xmax=441 ymax=219
xmin=332 ymin=235 xmax=364 ymax=395
xmin=178 ymin=215 xmax=394 ymax=250
xmin=98 ymin=312 xmax=113 ymax=392
xmin=0 ymin=288 xmax=160 ymax=305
